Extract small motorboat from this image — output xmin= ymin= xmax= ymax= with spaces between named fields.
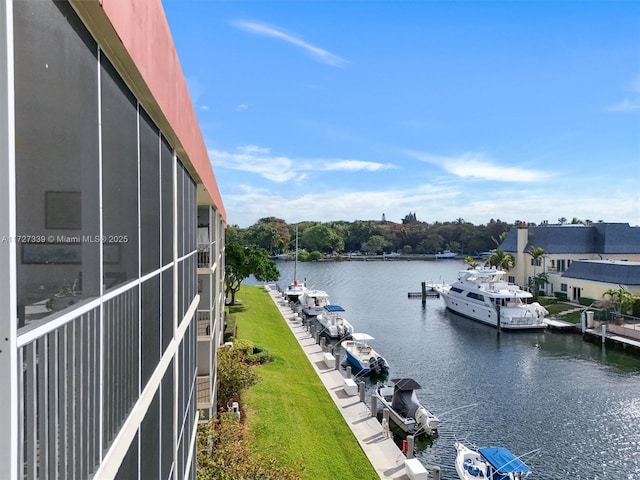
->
xmin=316 ymin=305 xmax=354 ymax=339
xmin=454 ymin=441 xmax=532 ymax=480
xmin=435 ymin=249 xmax=457 ymax=259
xmin=341 ymin=333 xmax=389 ymax=376
xmin=376 ymin=378 xmax=439 ymax=435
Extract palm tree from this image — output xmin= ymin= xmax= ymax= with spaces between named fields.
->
xmin=528 ymin=272 xmax=549 ymax=300
xmin=486 ymin=249 xmax=514 ymax=271
xmin=465 ymin=256 xmax=479 ymax=269
xmin=527 ymin=246 xmax=546 ymax=293
xmin=602 ymin=288 xmax=633 ymax=317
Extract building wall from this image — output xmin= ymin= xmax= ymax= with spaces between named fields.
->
xmin=1 ymin=1 xmax=225 ymax=478
xmin=510 ymin=225 xmax=640 ymax=299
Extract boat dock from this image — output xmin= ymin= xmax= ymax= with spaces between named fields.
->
xmin=543 ymin=317 xmax=577 ymax=330
xmin=265 ymin=284 xmax=437 ymax=480
xmin=407 ymin=282 xmax=440 ymax=301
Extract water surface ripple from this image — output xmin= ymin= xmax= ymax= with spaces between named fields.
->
xmin=258 ymin=260 xmax=640 ymax=479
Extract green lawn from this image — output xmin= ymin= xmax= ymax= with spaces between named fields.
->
xmin=230 ymin=285 xmax=378 ymax=480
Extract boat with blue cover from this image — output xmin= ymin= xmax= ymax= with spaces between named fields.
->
xmin=316 ymin=305 xmax=354 ymax=339
xmin=454 ymin=441 xmax=532 ymax=480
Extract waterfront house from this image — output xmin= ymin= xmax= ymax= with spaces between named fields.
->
xmin=1 ymin=1 xmax=226 ymax=478
xmin=499 ymin=222 xmax=640 ymax=302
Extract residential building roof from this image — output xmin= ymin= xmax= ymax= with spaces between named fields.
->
xmin=500 ymin=223 xmax=640 ymax=254
xmin=562 ymin=260 xmax=640 ymax=285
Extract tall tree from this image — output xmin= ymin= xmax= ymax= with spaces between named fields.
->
xmin=300 ymin=223 xmax=343 ymax=253
xmin=224 ymin=242 xmax=279 ymax=305
xmin=245 ymin=217 xmax=290 ymax=254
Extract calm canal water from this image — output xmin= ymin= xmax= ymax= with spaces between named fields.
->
xmin=254 ymin=259 xmax=640 ymax=479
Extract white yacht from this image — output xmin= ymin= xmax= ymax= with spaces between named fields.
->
xmin=283 ymin=279 xmax=306 ymax=303
xmin=433 ymin=267 xmax=547 ymax=330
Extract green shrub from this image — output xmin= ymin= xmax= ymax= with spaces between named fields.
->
xmin=216 ymin=346 xmax=259 ymax=411
xmin=538 ymin=296 xmax=557 ymax=306
xmin=197 ymin=413 xmax=303 ymax=480
xmin=233 ymin=338 xmax=255 ymax=356
xmin=579 ymin=297 xmax=595 ymax=306
xmin=224 ymin=313 xmax=236 ymax=342
xmin=308 ymin=250 xmax=324 ymax=261
xmin=633 ymin=297 xmax=640 ymax=317
xmin=554 ymin=291 xmax=568 ymax=301
xmin=246 ymin=345 xmax=272 ymax=364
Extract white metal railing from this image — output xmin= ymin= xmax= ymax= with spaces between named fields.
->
xmin=197 ymin=243 xmax=211 ymax=268
xmin=197 ymin=310 xmax=211 ymax=337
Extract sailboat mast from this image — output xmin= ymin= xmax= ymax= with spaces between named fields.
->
xmin=294 ymin=225 xmax=298 ymax=281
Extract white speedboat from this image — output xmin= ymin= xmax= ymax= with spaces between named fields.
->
xmin=316 ymin=305 xmax=354 ymax=339
xmin=376 ymin=378 xmax=439 ymax=435
xmin=435 ymin=250 xmax=457 ymax=259
xmin=297 ymin=288 xmax=331 ymax=319
xmin=433 ymin=268 xmax=548 ymax=330
xmin=454 ymin=441 xmax=532 ymax=480
xmin=341 ymin=333 xmax=389 ymax=376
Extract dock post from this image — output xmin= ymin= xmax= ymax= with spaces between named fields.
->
xmin=496 ymin=304 xmax=501 ymax=336
xmin=359 ymin=381 xmax=365 ymax=402
xmin=315 ymin=330 xmax=320 ymax=344
xmin=431 ymin=466 xmax=441 ymax=480
xmin=586 ymin=311 xmax=594 ymax=330
xmin=334 ymin=352 xmax=341 ymax=371
xmin=601 ymin=323 xmax=607 ymax=344
xmin=346 ymin=366 xmax=352 ymax=379
xmin=421 ymin=281 xmax=427 ymax=306
xmin=370 ymin=394 xmax=377 ymax=416
xmin=320 ymin=336 xmax=326 ymax=350
xmin=407 ymin=435 xmax=415 ymax=459
xmin=382 ymin=407 xmax=389 ymax=425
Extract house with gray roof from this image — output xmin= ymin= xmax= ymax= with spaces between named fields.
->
xmin=499 ymin=223 xmax=640 ymax=302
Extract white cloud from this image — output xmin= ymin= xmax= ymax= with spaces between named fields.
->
xmin=320 ymin=160 xmax=396 ymax=172
xmin=209 ymin=145 xmax=395 ymax=182
xmin=604 ymin=97 xmax=640 ymax=112
xmin=405 ymin=151 xmax=553 ymax=182
xmin=232 ymin=20 xmax=348 ymax=67
xmin=605 ymin=76 xmax=640 ymax=112
xmin=222 ymin=182 xmax=638 ymax=228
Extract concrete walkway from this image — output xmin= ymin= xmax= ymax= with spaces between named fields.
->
xmin=264 ymin=285 xmax=425 ymax=480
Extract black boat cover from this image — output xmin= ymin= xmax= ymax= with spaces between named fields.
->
xmin=391 ymin=388 xmax=421 ymax=418
xmin=391 ymin=378 xmax=422 ymax=391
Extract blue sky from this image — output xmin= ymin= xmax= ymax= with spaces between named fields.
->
xmin=162 ymin=1 xmax=640 ymax=228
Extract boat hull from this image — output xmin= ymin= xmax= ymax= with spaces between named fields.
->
xmin=376 ymin=387 xmax=438 ymax=435
xmin=439 ymin=292 xmax=546 ymax=330
xmin=342 ymin=343 xmax=388 ymax=376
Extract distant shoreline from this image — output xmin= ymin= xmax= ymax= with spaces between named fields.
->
xmin=273 ymin=254 xmax=478 ymax=262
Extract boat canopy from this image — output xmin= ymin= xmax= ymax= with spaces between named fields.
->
xmin=350 ymin=333 xmax=374 ymax=341
xmin=323 ymin=305 xmax=345 ymax=312
xmin=391 ymin=378 xmax=422 ymax=391
xmin=478 ymin=447 xmax=531 ymax=473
